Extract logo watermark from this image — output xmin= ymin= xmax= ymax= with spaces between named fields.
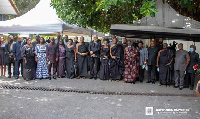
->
xmin=145 ymin=107 xmax=190 ymax=115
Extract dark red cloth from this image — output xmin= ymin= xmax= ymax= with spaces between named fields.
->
xmin=46 ymin=43 xmax=58 ymax=63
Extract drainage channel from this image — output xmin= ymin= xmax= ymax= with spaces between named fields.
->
xmin=0 ymin=85 xmax=196 ymax=97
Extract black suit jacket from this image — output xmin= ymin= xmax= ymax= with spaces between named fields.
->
xmin=5 ymin=42 xmax=14 ymax=63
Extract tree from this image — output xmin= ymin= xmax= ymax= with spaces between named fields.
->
xmin=167 ymin=0 xmax=200 ymax=22
xmin=51 ymin=0 xmax=158 ymax=33
xmin=13 ymin=0 xmax=197 ymax=33
xmin=13 ymin=0 xmax=40 ymax=16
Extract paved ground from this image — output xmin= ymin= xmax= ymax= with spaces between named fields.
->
xmin=0 ymin=76 xmax=197 ymax=95
xmin=0 ymin=76 xmax=200 ymax=119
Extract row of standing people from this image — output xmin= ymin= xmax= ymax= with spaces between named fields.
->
xmin=147 ymin=39 xmax=199 ymax=90
xmin=0 ymin=35 xmax=199 ymax=91
xmin=0 ymin=34 xmax=139 ymax=82
xmin=0 ymin=35 xmax=77 ymax=80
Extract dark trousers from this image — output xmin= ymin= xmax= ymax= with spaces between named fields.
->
xmin=171 ymin=69 xmax=175 ymax=84
xmin=15 ymin=59 xmax=23 ymax=77
xmin=185 ymin=72 xmax=195 ymax=88
xmin=156 ymin=69 xmax=159 ymax=81
xmin=90 ymin=57 xmax=100 ymax=78
xmin=48 ymin=63 xmax=57 ymax=77
xmin=139 ymin=66 xmax=145 ymax=81
xmin=148 ymin=65 xmax=156 ymax=82
xmin=8 ymin=62 xmax=15 ymax=77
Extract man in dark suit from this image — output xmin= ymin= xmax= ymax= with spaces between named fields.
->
xmin=13 ymin=37 xmax=23 ymax=79
xmin=147 ymin=41 xmax=159 ymax=84
xmin=89 ymin=35 xmax=101 ymax=79
xmin=5 ymin=35 xmax=15 ymax=78
xmin=185 ymin=45 xmax=198 ymax=90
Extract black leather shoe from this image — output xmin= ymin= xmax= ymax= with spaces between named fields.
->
xmin=179 ymin=87 xmax=183 ymax=90
xmin=15 ymin=77 xmax=19 ymax=79
xmin=146 ymin=81 xmax=151 ymax=83
xmin=53 ymin=76 xmax=56 ymax=79
xmin=174 ymin=86 xmax=179 ymax=88
xmin=183 ymin=86 xmax=189 ymax=88
xmin=140 ymin=80 xmax=143 ymax=83
xmin=8 ymin=75 xmax=11 ymax=78
xmin=49 ymin=77 xmax=51 ymax=80
xmin=152 ymin=81 xmax=155 ymax=84
xmin=190 ymin=86 xmax=193 ymax=90
xmin=94 ymin=77 xmax=97 ymax=80
xmin=89 ymin=77 xmax=93 ymax=79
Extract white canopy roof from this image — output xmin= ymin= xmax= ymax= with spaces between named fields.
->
xmin=0 ymin=0 xmax=99 ymax=36
xmin=0 ymin=0 xmax=18 ymax=15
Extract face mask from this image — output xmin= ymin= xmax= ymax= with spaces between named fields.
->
xmin=189 ymin=48 xmax=194 ymax=52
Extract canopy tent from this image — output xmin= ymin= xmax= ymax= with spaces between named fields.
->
xmin=64 ymin=27 xmax=105 ymax=37
xmin=110 ymin=0 xmax=200 ymax=40
xmin=0 ymin=0 xmax=104 ymax=36
xmin=0 ymin=0 xmax=19 ymax=15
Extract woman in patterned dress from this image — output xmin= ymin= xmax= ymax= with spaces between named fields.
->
xmin=35 ymin=37 xmax=49 ymax=79
xmin=21 ymin=38 xmax=36 ymax=81
xmin=123 ymin=40 xmax=140 ymax=84
xmin=66 ymin=39 xmax=76 ymax=79
xmin=57 ymin=39 xmax=66 ymax=78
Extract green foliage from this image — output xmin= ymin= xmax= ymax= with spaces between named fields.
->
xmin=167 ymin=0 xmax=200 ymax=22
xmin=13 ymin=0 xmax=40 ymax=16
xmin=179 ymin=0 xmax=194 ymax=11
xmin=140 ymin=0 xmax=158 ymax=17
xmin=12 ymin=0 xmax=200 ymax=33
xmin=51 ymin=0 xmax=158 ymax=33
